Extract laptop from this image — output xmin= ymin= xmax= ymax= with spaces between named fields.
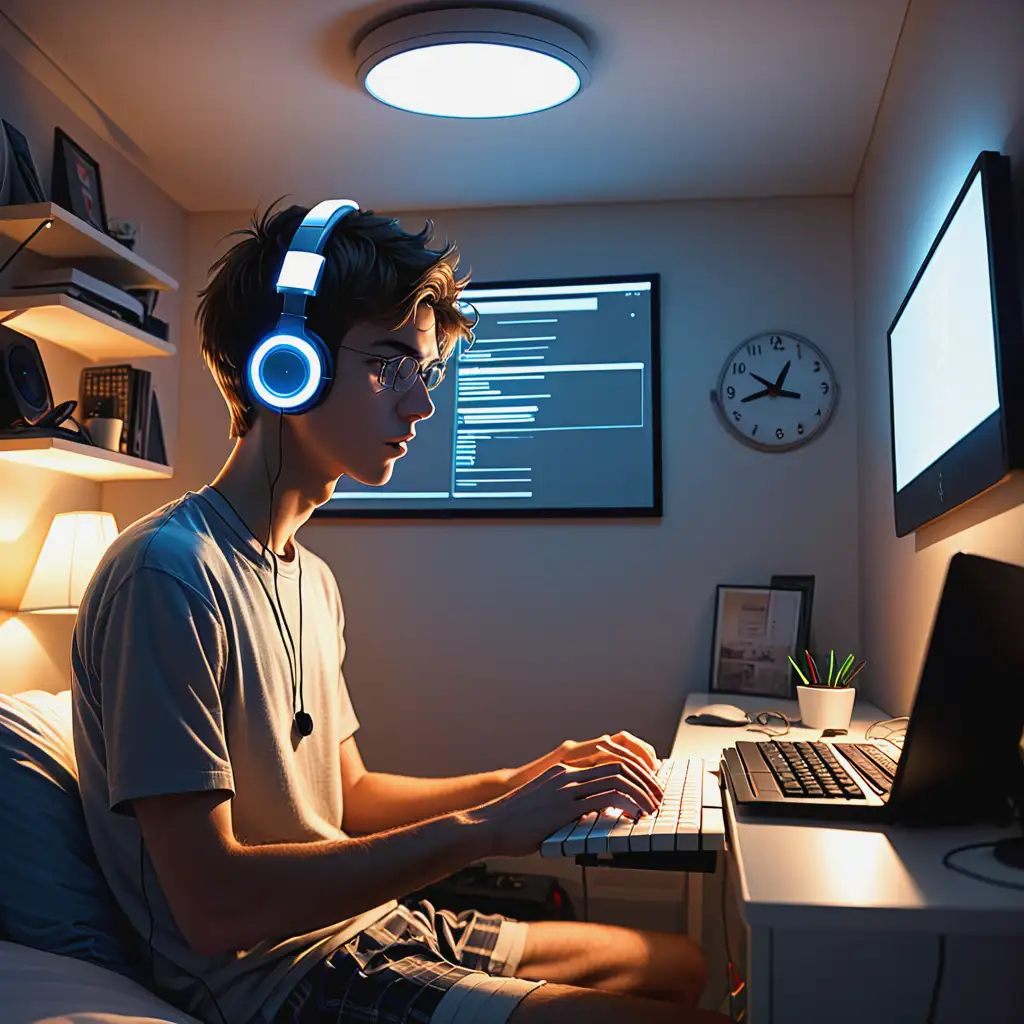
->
xmin=722 ymin=552 xmax=1024 ymax=825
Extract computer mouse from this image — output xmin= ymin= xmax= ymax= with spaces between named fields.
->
xmin=686 ymin=703 xmax=750 ymax=726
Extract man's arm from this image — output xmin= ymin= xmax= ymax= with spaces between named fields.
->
xmin=339 ymin=735 xmax=566 ymax=835
xmin=338 ymin=730 xmax=661 ymax=835
xmin=136 ymin=747 xmax=658 ymax=959
xmin=134 ymin=788 xmax=494 ymax=959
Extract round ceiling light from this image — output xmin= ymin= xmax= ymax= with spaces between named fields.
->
xmin=355 ymin=7 xmax=592 ymax=118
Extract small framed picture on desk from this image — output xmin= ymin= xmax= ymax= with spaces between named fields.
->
xmin=709 ymin=584 xmax=805 ymax=699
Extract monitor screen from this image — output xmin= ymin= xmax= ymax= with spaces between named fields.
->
xmin=319 ymin=273 xmax=661 ymax=517
xmin=886 ymin=151 xmax=1024 ymax=537
xmin=890 ymin=172 xmax=1000 ymax=491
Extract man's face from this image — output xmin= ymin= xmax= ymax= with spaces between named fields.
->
xmin=288 ymin=304 xmax=440 ymax=487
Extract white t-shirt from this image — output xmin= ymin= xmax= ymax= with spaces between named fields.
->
xmin=71 ymin=486 xmax=395 ymax=1024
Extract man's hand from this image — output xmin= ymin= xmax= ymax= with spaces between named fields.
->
xmin=474 ymin=760 xmax=662 ymax=859
xmin=504 ymin=730 xmax=664 ymax=803
xmin=562 ymin=731 xmax=659 ymax=773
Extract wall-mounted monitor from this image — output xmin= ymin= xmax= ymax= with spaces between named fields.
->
xmin=318 ymin=273 xmax=661 ymax=518
xmin=887 ymin=151 xmax=1024 ymax=537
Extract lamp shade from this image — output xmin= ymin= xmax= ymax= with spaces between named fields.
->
xmin=19 ymin=511 xmax=118 ymax=614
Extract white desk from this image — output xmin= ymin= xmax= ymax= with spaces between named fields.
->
xmin=671 ymin=692 xmax=1024 ymax=1023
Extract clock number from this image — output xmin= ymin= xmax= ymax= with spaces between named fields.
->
xmin=796 ymin=343 xmax=802 ymax=359
xmin=733 ymin=411 xmax=742 ymax=422
xmin=813 ymin=360 xmax=821 ymax=373
xmin=797 ymin=423 xmax=804 ymax=435
xmin=776 ymin=428 xmax=785 ymax=440
xmin=752 ymin=424 xmax=759 ymax=437
xmin=726 ymin=386 xmax=735 ymax=399
xmin=732 ymin=361 xmax=746 ymax=375
xmin=747 ymin=342 xmax=762 ymax=356
xmin=815 ymin=408 xmax=822 ymax=417
xmin=820 ymin=381 xmax=830 ymax=395
xmin=770 ymin=335 xmax=785 ymax=351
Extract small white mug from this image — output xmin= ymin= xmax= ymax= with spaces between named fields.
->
xmin=85 ymin=417 xmax=123 ymax=452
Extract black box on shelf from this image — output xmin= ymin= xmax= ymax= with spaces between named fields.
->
xmin=79 ymin=363 xmax=154 ymax=459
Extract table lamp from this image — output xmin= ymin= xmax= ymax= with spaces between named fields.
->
xmin=19 ymin=511 xmax=118 ymax=614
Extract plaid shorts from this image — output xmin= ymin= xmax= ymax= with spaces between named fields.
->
xmin=271 ymin=900 xmax=545 ymax=1024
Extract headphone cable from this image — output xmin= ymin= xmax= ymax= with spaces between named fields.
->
xmin=207 ymin=465 xmax=307 ymax=735
xmin=265 ymin=411 xmax=308 ymax=733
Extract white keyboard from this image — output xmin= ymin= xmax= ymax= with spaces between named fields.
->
xmin=541 ymin=757 xmax=723 ymax=857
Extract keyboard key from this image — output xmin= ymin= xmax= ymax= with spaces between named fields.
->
xmin=563 ymin=811 xmax=599 ymax=856
xmin=585 ymin=808 xmax=625 ymax=854
xmin=541 ymin=818 xmax=578 ymax=858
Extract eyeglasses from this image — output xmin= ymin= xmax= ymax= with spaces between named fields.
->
xmin=746 ymin=710 xmax=792 ymax=738
xmin=339 ymin=344 xmax=447 ymax=393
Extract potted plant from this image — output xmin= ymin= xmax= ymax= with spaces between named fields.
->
xmin=787 ymin=650 xmax=865 ymax=731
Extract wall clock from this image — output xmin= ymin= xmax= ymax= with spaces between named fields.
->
xmin=711 ymin=330 xmax=839 ymax=452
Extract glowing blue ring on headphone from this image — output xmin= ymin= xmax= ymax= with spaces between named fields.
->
xmin=248 ymin=334 xmax=324 ymax=411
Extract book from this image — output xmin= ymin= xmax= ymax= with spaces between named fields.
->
xmin=128 ymin=368 xmax=150 ymax=459
xmin=145 ymin=390 xmax=167 ymax=465
xmin=79 ymin=364 xmax=151 ymax=457
xmin=79 ymin=364 xmax=132 ymax=453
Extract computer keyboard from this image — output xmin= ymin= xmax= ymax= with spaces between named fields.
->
xmin=759 ymin=740 xmax=866 ymax=799
xmin=834 ymin=743 xmax=898 ymax=795
xmin=541 ymin=756 xmax=708 ymax=857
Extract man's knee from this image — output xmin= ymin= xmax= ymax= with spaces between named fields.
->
xmin=508 ymin=982 xmax=729 ymax=1023
xmin=669 ymin=934 xmax=709 ymax=1004
xmin=508 ymin=983 xmax=663 ymax=1023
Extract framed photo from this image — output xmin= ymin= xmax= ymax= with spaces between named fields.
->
xmin=709 ymin=585 xmax=806 ymax=699
xmin=51 ymin=127 xmax=108 ymax=233
xmin=1 ymin=119 xmax=47 ymax=204
xmin=770 ymin=573 xmax=815 ymax=692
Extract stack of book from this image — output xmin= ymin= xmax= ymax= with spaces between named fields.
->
xmin=79 ymin=364 xmax=166 ymax=463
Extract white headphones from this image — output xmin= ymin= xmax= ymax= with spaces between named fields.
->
xmin=245 ymin=199 xmax=360 ymax=414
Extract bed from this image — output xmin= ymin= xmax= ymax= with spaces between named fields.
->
xmin=0 ymin=939 xmax=199 ymax=1024
xmin=0 ymin=688 xmax=200 ymax=1024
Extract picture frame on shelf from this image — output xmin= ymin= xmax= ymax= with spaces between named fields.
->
xmin=1 ymin=119 xmax=47 ymax=204
xmin=770 ymin=573 xmax=815 ymax=693
xmin=709 ymin=584 xmax=806 ymax=699
xmin=51 ymin=127 xmax=108 ymax=234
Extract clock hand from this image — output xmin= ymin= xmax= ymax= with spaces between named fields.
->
xmin=741 ymin=387 xmax=773 ymax=403
xmin=774 ymin=360 xmax=792 ymax=390
xmin=776 ymin=388 xmax=802 ymax=399
xmin=749 ymin=372 xmax=776 ymax=390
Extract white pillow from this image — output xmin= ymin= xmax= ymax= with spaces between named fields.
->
xmin=0 ymin=939 xmax=200 ymax=1024
xmin=0 ymin=689 xmax=144 ymax=982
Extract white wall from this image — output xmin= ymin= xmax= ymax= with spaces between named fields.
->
xmin=853 ymin=0 xmax=1024 ymax=715
xmin=101 ymin=197 xmax=859 ymax=777
xmin=0 ymin=41 xmax=184 ymax=693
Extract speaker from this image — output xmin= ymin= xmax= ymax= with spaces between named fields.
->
xmin=0 ymin=326 xmax=53 ymax=427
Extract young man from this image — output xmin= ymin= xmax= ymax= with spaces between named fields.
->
xmin=71 ymin=201 xmax=728 ymax=1024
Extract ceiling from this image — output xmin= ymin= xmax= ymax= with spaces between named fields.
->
xmin=0 ymin=0 xmax=908 ymax=213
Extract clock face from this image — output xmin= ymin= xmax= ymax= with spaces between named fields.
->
xmin=712 ymin=331 xmax=838 ymax=451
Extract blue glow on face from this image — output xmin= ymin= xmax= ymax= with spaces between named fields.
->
xmin=364 ymin=42 xmax=581 ymax=118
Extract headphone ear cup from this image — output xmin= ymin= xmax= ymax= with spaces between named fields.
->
xmin=303 ymin=328 xmax=333 ymax=409
xmin=246 ymin=325 xmax=333 ymax=414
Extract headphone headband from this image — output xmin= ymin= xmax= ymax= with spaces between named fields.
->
xmin=277 ymin=199 xmax=360 ymax=304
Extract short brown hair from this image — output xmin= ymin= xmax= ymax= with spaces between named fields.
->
xmin=195 ymin=197 xmax=475 ymax=437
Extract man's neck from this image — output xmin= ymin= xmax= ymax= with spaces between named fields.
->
xmin=209 ymin=420 xmax=332 ymax=558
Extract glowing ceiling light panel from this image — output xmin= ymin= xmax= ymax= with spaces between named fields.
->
xmin=356 ymin=8 xmax=591 ymax=119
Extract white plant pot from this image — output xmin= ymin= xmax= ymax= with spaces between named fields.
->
xmin=796 ymin=685 xmax=856 ymax=730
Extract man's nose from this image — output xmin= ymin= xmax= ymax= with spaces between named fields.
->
xmin=399 ymin=377 xmax=435 ymax=421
